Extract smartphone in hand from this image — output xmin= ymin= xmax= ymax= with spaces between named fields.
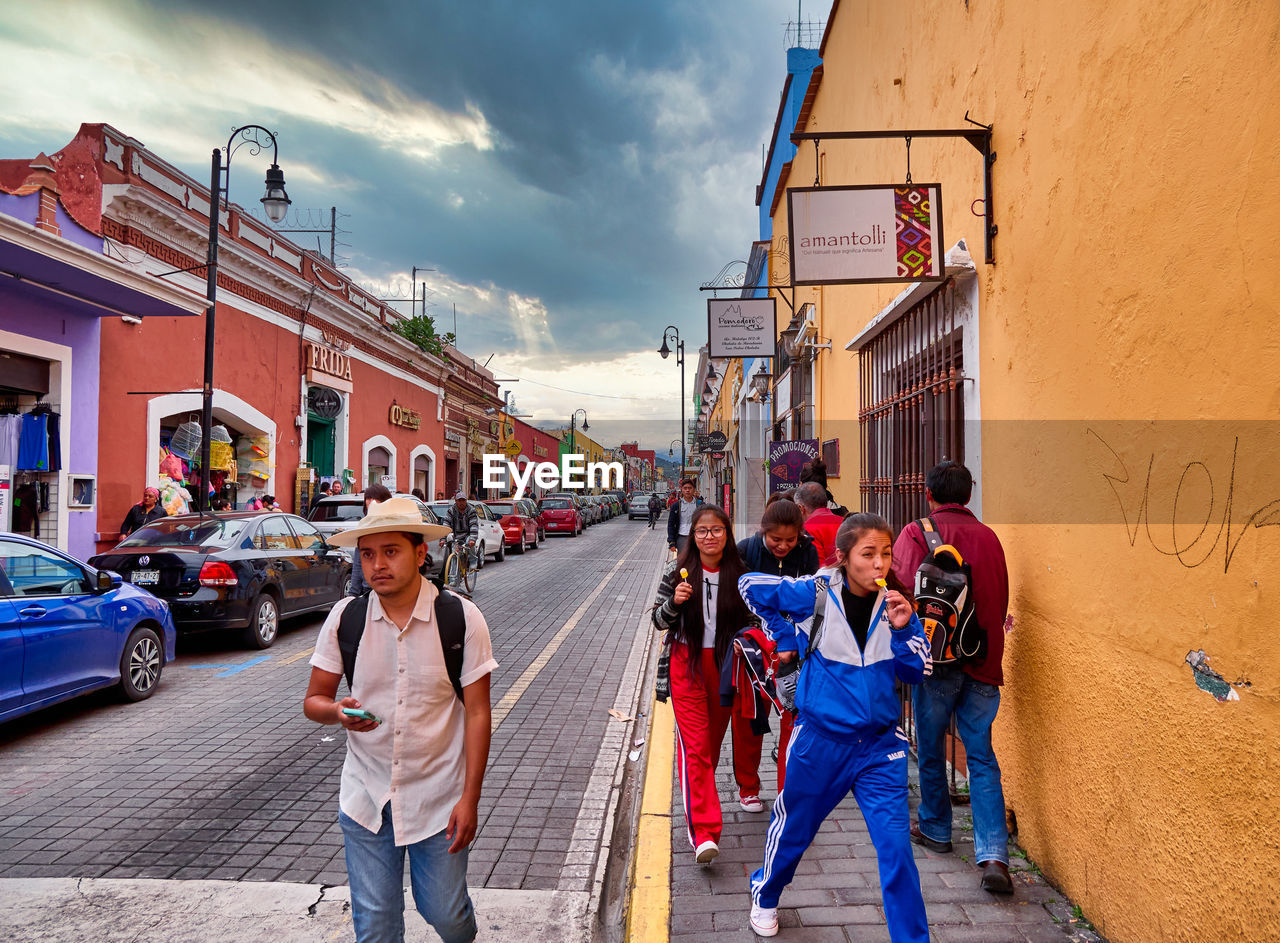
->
xmin=341 ymin=707 xmax=382 ymax=724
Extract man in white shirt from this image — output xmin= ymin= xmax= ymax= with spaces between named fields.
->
xmin=304 ymin=498 xmax=498 ymax=943
xmin=666 ymin=477 xmax=705 ymax=554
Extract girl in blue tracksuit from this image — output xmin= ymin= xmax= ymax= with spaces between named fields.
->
xmin=738 ymin=512 xmax=931 ymax=941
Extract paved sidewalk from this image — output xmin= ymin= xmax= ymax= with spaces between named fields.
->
xmin=665 ymin=727 xmax=1104 ymax=942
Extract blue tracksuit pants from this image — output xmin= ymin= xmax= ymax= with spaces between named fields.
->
xmin=750 ymin=722 xmax=928 ymax=943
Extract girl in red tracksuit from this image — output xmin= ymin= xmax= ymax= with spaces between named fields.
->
xmin=652 ymin=505 xmax=758 ymax=864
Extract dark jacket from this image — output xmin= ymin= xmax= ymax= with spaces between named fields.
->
xmin=737 ymin=533 xmax=820 ymax=578
xmin=890 ymin=504 xmax=1009 ymax=687
xmin=444 ymin=503 xmax=479 ymax=540
xmin=666 ymin=496 xmax=705 ymax=546
xmin=120 ymin=502 xmax=167 ymax=536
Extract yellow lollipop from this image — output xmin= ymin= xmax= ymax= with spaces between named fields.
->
xmin=680 ymin=568 xmax=689 ymax=580
xmin=874 ymin=578 xmax=887 ymax=589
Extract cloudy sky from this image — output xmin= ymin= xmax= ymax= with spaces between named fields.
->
xmin=0 ymin=0 xmax=832 ymax=449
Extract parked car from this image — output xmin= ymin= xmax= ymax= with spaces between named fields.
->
xmin=628 ymin=493 xmax=653 ymax=520
xmin=539 ymin=497 xmax=583 ymax=536
xmin=89 ymin=512 xmax=349 ymax=649
xmin=427 ymin=501 xmax=506 ymax=563
xmin=547 ymin=492 xmax=593 ymax=526
xmin=484 ymin=501 xmax=539 ymax=554
xmin=304 ymin=493 xmax=366 ymax=539
xmin=516 ymin=498 xmax=546 ymax=542
xmin=1 ymin=531 xmax=177 ymax=723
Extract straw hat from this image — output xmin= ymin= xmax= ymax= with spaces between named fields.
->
xmin=328 ymin=497 xmax=451 ymax=547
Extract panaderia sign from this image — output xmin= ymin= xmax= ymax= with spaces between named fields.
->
xmin=787 ymin=184 xmax=944 ymax=285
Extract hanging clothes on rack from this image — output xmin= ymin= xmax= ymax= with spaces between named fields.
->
xmin=0 ymin=412 xmax=20 ymax=467
xmin=12 ymin=480 xmax=39 ymax=537
xmin=17 ymin=411 xmax=49 ymax=472
xmin=45 ymin=410 xmax=61 ymax=473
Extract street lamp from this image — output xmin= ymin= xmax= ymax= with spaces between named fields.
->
xmin=658 ymin=325 xmax=685 ymax=478
xmin=200 ymin=125 xmax=290 ymax=509
xmin=569 ymin=408 xmax=589 ymax=452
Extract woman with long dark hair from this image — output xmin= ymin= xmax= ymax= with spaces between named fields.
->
xmin=739 ymin=512 xmax=931 ymax=940
xmin=651 ymin=505 xmax=757 ymax=864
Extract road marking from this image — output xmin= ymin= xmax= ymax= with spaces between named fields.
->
xmin=490 ymin=527 xmax=649 ymax=733
xmin=280 ymin=647 xmax=315 ymax=666
xmin=186 ymin=655 xmax=273 ymax=676
xmin=627 ymin=687 xmax=673 ymax=943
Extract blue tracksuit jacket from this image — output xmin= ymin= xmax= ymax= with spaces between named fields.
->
xmin=738 ymin=568 xmax=931 ymax=741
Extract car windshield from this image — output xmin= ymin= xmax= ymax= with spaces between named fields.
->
xmin=307 ymin=502 xmax=364 ymax=522
xmin=119 ymin=517 xmax=251 ymax=549
xmin=488 ymin=504 xmax=516 ymax=515
xmin=542 ymin=499 xmax=572 ymax=510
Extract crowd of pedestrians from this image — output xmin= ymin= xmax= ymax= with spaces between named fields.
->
xmin=651 ymin=462 xmax=1011 ymax=941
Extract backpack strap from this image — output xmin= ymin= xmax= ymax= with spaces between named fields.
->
xmin=916 ymin=516 xmax=945 ymax=553
xmin=434 ymin=587 xmax=467 ymax=702
xmin=336 ymin=586 xmax=467 ymax=703
xmin=804 ymin=576 xmax=831 ymax=660
xmin=337 ymin=593 xmax=370 ymax=692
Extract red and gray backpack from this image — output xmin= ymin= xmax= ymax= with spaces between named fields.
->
xmin=913 ymin=517 xmax=986 ymax=666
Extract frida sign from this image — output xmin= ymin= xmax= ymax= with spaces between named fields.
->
xmin=787 ymin=184 xmax=944 ymax=285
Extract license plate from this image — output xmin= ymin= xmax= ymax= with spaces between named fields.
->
xmin=132 ymin=569 xmax=159 ymax=585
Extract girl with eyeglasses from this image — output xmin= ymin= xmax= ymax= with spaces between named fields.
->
xmin=651 ymin=505 xmax=760 ymax=865
xmin=738 ymin=513 xmax=930 ymax=940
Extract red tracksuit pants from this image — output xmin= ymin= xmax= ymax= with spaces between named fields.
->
xmin=670 ymin=643 xmax=764 ymax=847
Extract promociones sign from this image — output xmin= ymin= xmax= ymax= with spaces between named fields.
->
xmin=707 ymin=297 xmax=777 ymax=359
xmin=787 ymin=184 xmax=944 ymax=285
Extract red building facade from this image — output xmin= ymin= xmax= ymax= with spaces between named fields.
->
xmin=5 ymin=124 xmax=455 ymax=551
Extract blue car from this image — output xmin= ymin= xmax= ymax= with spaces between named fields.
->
xmin=0 ymin=531 xmax=176 ymax=724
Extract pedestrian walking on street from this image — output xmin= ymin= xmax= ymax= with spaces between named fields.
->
xmin=652 ymin=505 xmax=758 ymax=865
xmin=119 ymin=486 xmax=167 ymax=537
xmin=890 ymin=461 xmax=1013 ymax=895
xmin=739 ymin=513 xmax=931 ymax=941
xmin=794 ymin=482 xmax=842 ymax=567
xmin=736 ymin=499 xmax=820 ymax=793
xmin=347 ymin=483 xmax=392 ymax=596
xmin=647 ymin=492 xmax=663 ymax=529
xmin=304 ymin=498 xmax=497 ymax=943
xmin=666 ymin=477 xmax=704 ymax=555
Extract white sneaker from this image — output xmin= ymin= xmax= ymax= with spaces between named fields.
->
xmin=749 ymin=903 xmax=779 ymax=937
xmin=740 ymin=794 xmax=765 ymax=813
xmin=694 ymin=839 xmax=719 ymax=864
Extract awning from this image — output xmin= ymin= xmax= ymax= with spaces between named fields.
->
xmin=0 ymin=213 xmax=206 ymax=318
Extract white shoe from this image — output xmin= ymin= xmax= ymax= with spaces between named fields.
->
xmin=749 ymin=903 xmax=779 ymax=937
xmin=694 ymin=840 xmax=719 ymax=864
xmin=739 ymin=794 xmax=764 ymax=813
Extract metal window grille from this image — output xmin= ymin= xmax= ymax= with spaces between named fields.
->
xmin=858 ymin=280 xmax=967 ymax=534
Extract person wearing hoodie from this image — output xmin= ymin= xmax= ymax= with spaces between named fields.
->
xmin=736 ymin=498 xmax=821 ymax=792
xmin=738 ymin=513 xmax=931 ymax=941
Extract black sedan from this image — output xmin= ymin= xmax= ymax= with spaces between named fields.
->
xmin=90 ymin=511 xmax=349 ymax=649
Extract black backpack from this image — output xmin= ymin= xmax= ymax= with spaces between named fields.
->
xmin=337 ymin=582 xmax=467 ymax=702
xmin=912 ymin=517 xmax=985 ymax=666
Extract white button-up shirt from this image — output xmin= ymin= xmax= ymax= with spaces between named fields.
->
xmin=311 ymin=578 xmax=498 ymax=846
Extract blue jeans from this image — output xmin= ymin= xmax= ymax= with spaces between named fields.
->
xmin=340 ymin=806 xmax=476 ymax=943
xmin=912 ymin=671 xmax=1008 ymax=865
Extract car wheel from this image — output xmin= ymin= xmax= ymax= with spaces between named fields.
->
xmin=341 ymin=566 xmax=353 ymax=597
xmin=513 ymin=534 xmax=526 ymax=554
xmin=476 ymin=543 xmax=485 ymax=569
xmin=244 ymin=592 xmax=280 ymax=649
xmin=494 ymin=540 xmax=505 ymax=563
xmin=118 ymin=625 xmax=163 ymax=702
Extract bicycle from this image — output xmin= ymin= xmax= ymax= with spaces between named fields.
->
xmin=441 ymin=533 xmax=478 ymax=595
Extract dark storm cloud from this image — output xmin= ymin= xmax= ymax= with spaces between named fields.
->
xmin=129 ymin=0 xmax=800 ymax=361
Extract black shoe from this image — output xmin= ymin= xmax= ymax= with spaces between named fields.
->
xmin=980 ymin=860 xmax=1014 ymax=894
xmin=909 ymin=823 xmax=952 ymax=854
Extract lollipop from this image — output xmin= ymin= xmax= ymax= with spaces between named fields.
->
xmin=874 ymin=578 xmax=887 ymax=589
xmin=680 ymin=568 xmax=689 ymax=580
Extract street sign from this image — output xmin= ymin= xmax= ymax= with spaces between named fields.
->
xmin=504 ymin=439 xmax=521 ymax=457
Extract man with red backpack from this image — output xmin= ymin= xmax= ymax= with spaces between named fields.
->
xmin=891 ymin=461 xmax=1013 ymax=895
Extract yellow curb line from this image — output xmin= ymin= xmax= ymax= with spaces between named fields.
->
xmin=626 ymin=686 xmax=674 ymax=943
xmin=279 ymin=647 xmax=315 ymax=666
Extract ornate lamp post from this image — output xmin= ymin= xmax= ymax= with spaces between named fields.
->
xmin=569 ymin=408 xmax=589 ymax=453
xmin=200 ymin=126 xmax=290 ymax=508
xmin=657 ymin=325 xmax=685 ymax=477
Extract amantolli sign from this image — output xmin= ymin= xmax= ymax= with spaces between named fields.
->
xmin=787 ymin=183 xmax=944 ymax=285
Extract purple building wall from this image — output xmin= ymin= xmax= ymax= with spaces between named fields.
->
xmin=0 ymin=192 xmax=103 ymax=559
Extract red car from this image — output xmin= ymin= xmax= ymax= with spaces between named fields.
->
xmin=485 ymin=500 xmax=540 ymax=554
xmin=538 ymin=496 xmax=583 ymax=537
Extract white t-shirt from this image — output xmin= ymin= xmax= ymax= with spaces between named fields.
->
xmin=701 ymin=568 xmax=720 ymax=649
xmin=311 ymin=578 xmax=498 ymax=846
xmin=678 ymin=498 xmax=698 ymax=536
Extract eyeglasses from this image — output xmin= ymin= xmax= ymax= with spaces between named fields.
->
xmin=694 ymin=526 xmax=726 ymax=538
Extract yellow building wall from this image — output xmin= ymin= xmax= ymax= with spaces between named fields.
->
xmin=772 ymin=2 xmax=1280 ymax=940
